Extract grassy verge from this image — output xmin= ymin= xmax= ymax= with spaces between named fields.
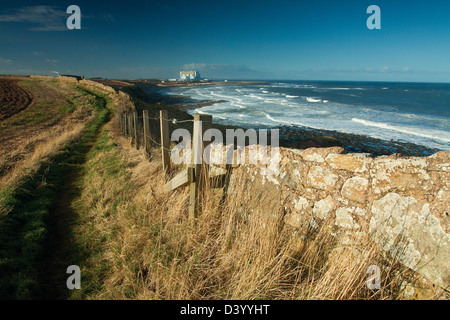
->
xmin=66 ymin=126 xmax=134 ymax=299
xmin=0 ymin=88 xmax=111 ymax=299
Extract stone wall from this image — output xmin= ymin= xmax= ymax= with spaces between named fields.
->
xmin=223 ymin=146 xmax=449 ymax=290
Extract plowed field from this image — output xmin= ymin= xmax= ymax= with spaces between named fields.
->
xmin=0 ymin=79 xmax=33 ymax=120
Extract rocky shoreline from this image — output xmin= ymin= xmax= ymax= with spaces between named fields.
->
xmin=111 ymin=80 xmax=441 ymax=157
xmin=277 ymin=125 xmax=440 ymax=157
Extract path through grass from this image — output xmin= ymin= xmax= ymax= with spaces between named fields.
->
xmin=0 ymin=88 xmax=112 ymax=299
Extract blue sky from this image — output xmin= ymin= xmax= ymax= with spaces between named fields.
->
xmin=0 ymin=0 xmax=449 ymax=81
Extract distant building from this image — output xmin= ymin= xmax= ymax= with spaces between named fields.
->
xmin=180 ymin=71 xmax=200 ymax=81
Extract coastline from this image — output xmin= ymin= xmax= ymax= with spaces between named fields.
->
xmin=104 ymin=80 xmax=441 ymax=157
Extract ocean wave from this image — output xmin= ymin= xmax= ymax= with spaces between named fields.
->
xmin=399 ymin=113 xmax=426 ymax=120
xmin=397 ymin=113 xmax=449 ymax=126
xmin=210 ymin=91 xmax=238 ymax=100
xmin=263 ymin=98 xmax=283 ymax=103
xmin=352 ymin=118 xmax=450 ymax=143
xmin=230 ymin=102 xmax=247 ymax=109
xmin=270 ymin=84 xmax=317 ymax=89
xmin=306 ymin=97 xmax=322 ymax=103
xmin=263 ymin=113 xmax=316 ymax=128
xmin=248 ymin=94 xmax=264 ymax=100
xmin=317 ymin=87 xmax=367 ymax=91
xmin=265 ymin=113 xmax=294 ymax=125
xmin=163 ymin=83 xmax=450 ymax=151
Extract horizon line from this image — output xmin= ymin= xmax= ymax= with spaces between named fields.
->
xmin=1 ymin=73 xmax=449 ymax=84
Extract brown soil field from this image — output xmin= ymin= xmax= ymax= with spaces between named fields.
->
xmin=0 ymin=79 xmax=33 ymax=121
xmin=0 ymin=76 xmax=95 ymax=186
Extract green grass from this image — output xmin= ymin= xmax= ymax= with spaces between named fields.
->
xmin=67 ymin=128 xmax=133 ymax=300
xmin=1 ymin=102 xmax=52 ymax=127
xmin=0 ymin=87 xmax=112 ymax=299
xmin=0 ymin=81 xmax=71 ymax=128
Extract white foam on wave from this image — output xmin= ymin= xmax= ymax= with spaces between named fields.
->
xmin=263 ymin=98 xmax=283 ymax=103
xmin=352 ymin=118 xmax=450 ymax=143
xmin=399 ymin=113 xmax=448 ymax=124
xmin=210 ymin=91 xmax=238 ymax=100
xmin=306 ymin=97 xmax=322 ymax=103
xmin=248 ymin=94 xmax=264 ymax=100
xmin=265 ymin=113 xmax=296 ymax=125
xmin=286 ymin=95 xmax=299 ymax=98
xmin=299 ymin=85 xmax=317 ymax=89
xmin=230 ymin=102 xmax=247 ymax=109
xmin=263 ymin=113 xmax=315 ymax=128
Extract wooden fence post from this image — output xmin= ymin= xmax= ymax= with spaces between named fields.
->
xmin=160 ymin=110 xmax=170 ymax=172
xmin=143 ymin=110 xmax=150 ymax=156
xmin=121 ymin=113 xmax=124 ymax=135
xmin=189 ymin=113 xmax=212 ymax=221
xmin=125 ymin=113 xmax=128 ymax=137
xmin=123 ymin=113 xmax=127 ymax=135
xmin=128 ymin=113 xmax=133 ymax=138
xmin=124 ymin=113 xmax=128 ymax=136
xmin=133 ymin=111 xmax=139 ymax=149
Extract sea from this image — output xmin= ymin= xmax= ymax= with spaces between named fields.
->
xmin=160 ymin=81 xmax=450 ymax=151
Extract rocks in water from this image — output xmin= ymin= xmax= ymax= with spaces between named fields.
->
xmin=278 ymin=125 xmax=439 ymax=157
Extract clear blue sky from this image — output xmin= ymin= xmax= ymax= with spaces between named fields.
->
xmin=0 ymin=0 xmax=449 ymax=82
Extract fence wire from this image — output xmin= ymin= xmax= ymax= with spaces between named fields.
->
xmin=120 ymin=111 xmax=199 ymax=154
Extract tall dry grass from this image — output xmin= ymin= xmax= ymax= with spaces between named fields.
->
xmin=0 ymin=79 xmax=96 ymax=194
xmin=73 ymin=121 xmax=419 ymax=300
xmin=0 ymin=123 xmax=86 ymax=192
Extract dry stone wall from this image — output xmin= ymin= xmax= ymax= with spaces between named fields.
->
xmin=225 ymin=147 xmax=450 ymax=290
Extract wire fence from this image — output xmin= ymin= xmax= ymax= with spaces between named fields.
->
xmin=117 ymin=109 xmax=215 ymax=221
